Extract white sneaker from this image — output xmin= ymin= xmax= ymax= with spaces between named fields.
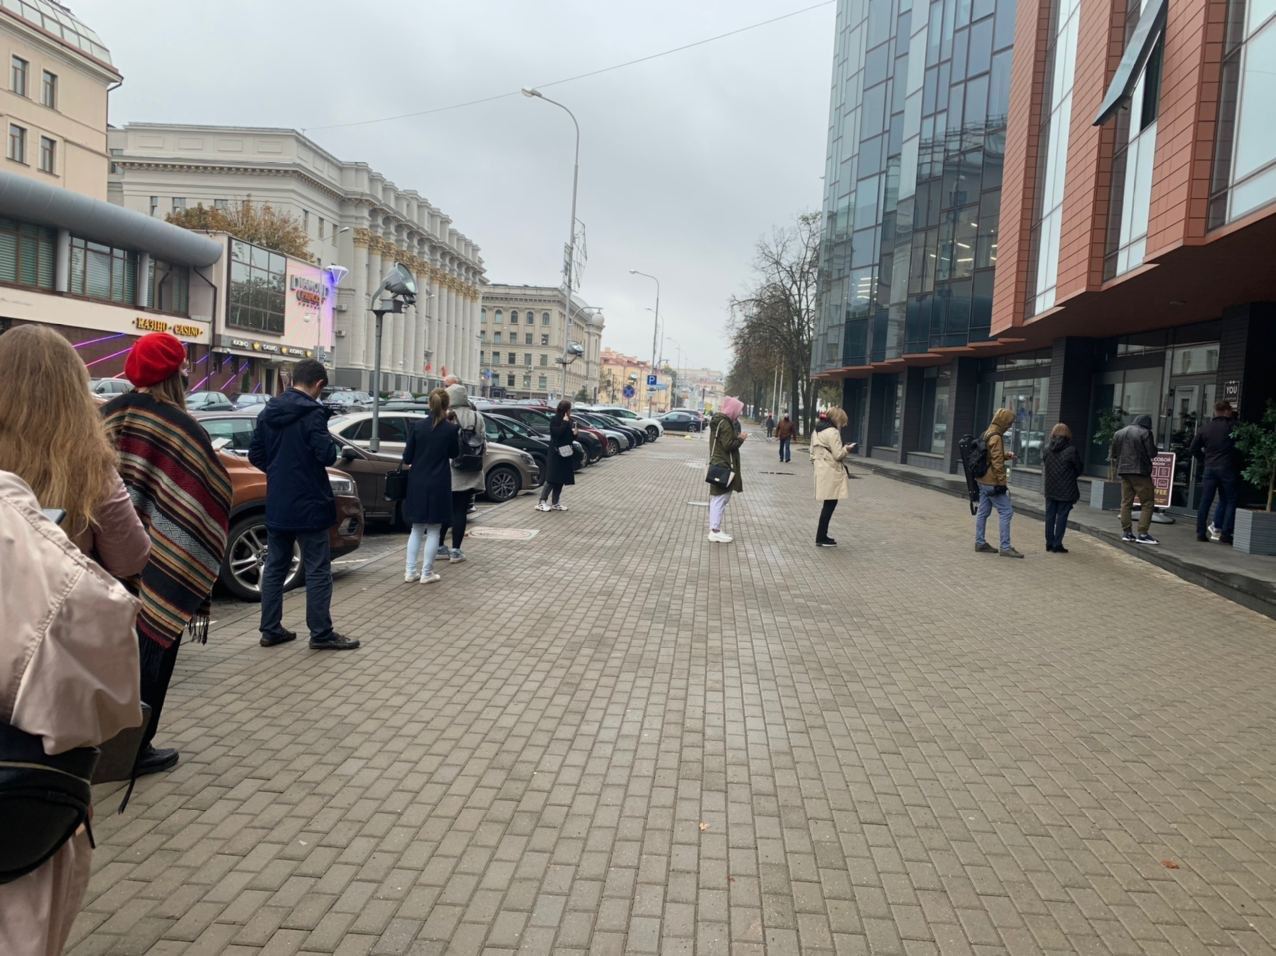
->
xmin=535 ymin=501 xmax=551 ymax=512
xmin=708 ymin=530 xmax=733 ymax=543
xmin=449 ymin=549 xmax=466 ymax=563
xmin=404 ymin=570 xmax=419 ymax=583
xmin=551 ymin=503 xmax=568 ymax=512
xmin=419 ymin=572 xmax=441 ymax=584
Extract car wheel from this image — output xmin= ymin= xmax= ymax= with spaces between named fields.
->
xmin=574 ymin=450 xmax=586 ymax=471
xmin=220 ymin=514 xmax=302 ymax=602
xmin=587 ymin=445 xmax=602 ymax=465
xmin=606 ymin=438 xmax=620 ymax=457
xmin=485 ymin=464 xmax=521 ymax=503
xmin=646 ymin=425 xmax=660 ymax=441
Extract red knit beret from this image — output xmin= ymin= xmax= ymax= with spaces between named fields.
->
xmin=124 ymin=332 xmax=187 ymax=388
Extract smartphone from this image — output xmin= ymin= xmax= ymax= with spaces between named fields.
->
xmin=41 ymin=508 xmax=66 ymax=525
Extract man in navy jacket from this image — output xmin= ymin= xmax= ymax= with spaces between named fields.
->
xmin=249 ymin=360 xmax=358 ymax=650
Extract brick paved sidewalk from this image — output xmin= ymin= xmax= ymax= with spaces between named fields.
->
xmin=72 ymin=434 xmax=1276 ymax=955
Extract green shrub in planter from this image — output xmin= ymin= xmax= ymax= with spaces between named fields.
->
xmin=1233 ymin=401 xmax=1276 ymax=555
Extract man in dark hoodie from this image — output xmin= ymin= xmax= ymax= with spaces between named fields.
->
xmin=1189 ymin=400 xmax=1240 ymax=545
xmin=249 ymin=360 xmax=358 ymax=650
xmin=1110 ymin=413 xmax=1159 ymax=545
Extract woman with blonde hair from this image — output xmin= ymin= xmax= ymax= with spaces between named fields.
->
xmin=402 ymin=387 xmax=460 ymax=583
xmin=0 ymin=325 xmax=150 ymax=575
xmin=810 ymin=406 xmax=856 ymax=547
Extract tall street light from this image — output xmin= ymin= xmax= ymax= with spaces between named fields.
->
xmin=523 ymin=87 xmax=580 ymax=399
xmin=629 ymin=269 xmax=660 ymax=414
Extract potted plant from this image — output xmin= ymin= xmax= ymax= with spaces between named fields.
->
xmin=1089 ymin=405 xmax=1127 ymax=510
xmin=1233 ymin=401 xmax=1276 ymax=555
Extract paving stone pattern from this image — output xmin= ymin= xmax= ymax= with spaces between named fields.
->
xmin=73 ymin=434 xmax=1276 ymax=954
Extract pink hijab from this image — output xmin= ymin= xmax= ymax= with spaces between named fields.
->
xmin=721 ymin=396 xmax=744 ymax=421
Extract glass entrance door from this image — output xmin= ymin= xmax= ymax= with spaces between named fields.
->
xmin=1164 ymin=378 xmax=1216 ymax=511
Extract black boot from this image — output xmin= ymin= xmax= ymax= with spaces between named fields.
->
xmin=136 ymin=745 xmax=179 ymax=776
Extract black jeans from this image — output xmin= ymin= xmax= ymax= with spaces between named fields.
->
xmin=451 ymin=491 xmax=472 ymax=549
xmin=1044 ymin=498 xmax=1073 ymax=549
xmin=539 ymin=482 xmax=563 ymax=504
xmin=139 ymin=639 xmax=180 ymax=749
xmin=1197 ymin=468 xmax=1238 ymax=538
xmin=260 ymin=529 xmax=333 ymax=641
xmin=817 ymin=499 xmax=838 ymax=541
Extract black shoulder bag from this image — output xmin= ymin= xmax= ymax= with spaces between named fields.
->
xmin=705 ymin=423 xmax=733 ymax=489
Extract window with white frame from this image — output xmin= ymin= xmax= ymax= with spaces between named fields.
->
xmin=1210 ymin=0 xmax=1276 ymax=225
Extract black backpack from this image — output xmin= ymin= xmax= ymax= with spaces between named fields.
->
xmin=958 ymin=433 xmax=988 ymax=478
xmin=453 ymin=410 xmax=486 ymax=472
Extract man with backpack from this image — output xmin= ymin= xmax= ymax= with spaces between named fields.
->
xmin=444 ymin=376 xmax=486 ymax=563
xmin=968 ymin=408 xmax=1023 ymax=558
xmin=1110 ymin=413 xmax=1159 ymax=545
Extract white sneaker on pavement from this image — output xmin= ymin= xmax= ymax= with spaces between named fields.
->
xmin=551 ymin=504 xmax=568 ymax=512
xmin=535 ymin=501 xmax=551 ymax=512
xmin=708 ymin=530 xmax=733 ymax=543
xmin=404 ymin=570 xmax=419 ymax=583
xmin=419 ymin=572 xmax=441 ymax=584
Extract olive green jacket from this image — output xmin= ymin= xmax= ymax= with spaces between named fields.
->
xmin=708 ymin=413 xmax=744 ymax=496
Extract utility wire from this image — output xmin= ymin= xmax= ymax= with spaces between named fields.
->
xmin=303 ymin=0 xmax=835 ymax=134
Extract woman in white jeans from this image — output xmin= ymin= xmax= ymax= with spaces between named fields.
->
xmin=706 ymin=396 xmax=746 ymax=542
xmin=401 ymin=389 xmax=460 ymax=583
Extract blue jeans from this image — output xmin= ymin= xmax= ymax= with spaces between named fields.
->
xmin=975 ymin=483 xmax=1013 ymax=550
xmin=260 ymin=529 xmax=333 ymax=641
xmin=406 ymin=523 xmax=443 ymax=576
xmin=1197 ymin=468 xmax=1238 ymax=538
xmin=779 ymin=438 xmax=791 ymax=462
xmin=1044 ymin=499 xmax=1073 ymax=550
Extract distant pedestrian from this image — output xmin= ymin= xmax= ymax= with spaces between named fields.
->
xmin=103 ymin=332 xmax=232 ymax=774
xmin=1110 ymin=413 xmax=1159 ymax=544
xmin=1041 ymin=423 xmax=1082 ymax=553
xmin=1189 ymin=401 xmax=1239 ymax=545
xmin=536 ymin=400 xmax=577 ymax=512
xmin=402 ymin=388 xmax=460 ymax=583
xmin=775 ymin=414 xmax=796 ymax=463
xmin=444 ymin=375 xmax=485 ymax=562
xmin=973 ymin=408 xmax=1022 ymax=558
xmin=0 ymin=325 xmax=150 ymax=577
xmin=250 ymin=359 xmax=358 ymax=649
xmin=707 ymin=396 xmax=746 ymax=543
xmin=765 ymin=413 xmax=775 ymax=440
xmin=0 ymin=471 xmax=143 ymax=956
xmin=810 ymin=407 xmax=853 ymax=547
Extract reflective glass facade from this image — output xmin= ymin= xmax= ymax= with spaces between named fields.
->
xmin=813 ymin=0 xmax=1015 ymax=373
xmin=1210 ymin=0 xmax=1276 ymax=225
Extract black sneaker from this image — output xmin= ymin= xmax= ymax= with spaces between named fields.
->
xmin=816 ymin=538 xmax=837 ymax=548
xmin=999 ymin=547 xmax=1025 ymax=559
xmin=1135 ymin=533 xmax=1159 ymax=545
xmin=310 ymin=632 xmax=360 ymax=651
xmin=135 ymin=745 xmax=179 ymax=776
xmin=1121 ymin=531 xmax=1137 ymax=543
xmin=975 ymin=542 xmax=997 ymax=554
xmin=260 ymin=628 xmax=297 ymax=648
xmin=1054 ymin=545 xmax=1069 ymax=554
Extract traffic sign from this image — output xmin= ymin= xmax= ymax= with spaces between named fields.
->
xmin=646 ymin=374 xmax=658 ymax=386
xmin=623 ymin=385 xmax=635 ymax=398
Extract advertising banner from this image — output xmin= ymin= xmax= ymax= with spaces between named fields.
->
xmin=1135 ymin=451 xmax=1176 ymax=510
xmin=284 ymin=260 xmax=333 ymax=358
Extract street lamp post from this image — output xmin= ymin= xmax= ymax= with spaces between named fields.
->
xmin=629 ymin=269 xmax=660 ymax=415
xmin=522 ymin=87 xmax=581 ymax=407
xmin=368 ymin=263 xmax=417 ymax=453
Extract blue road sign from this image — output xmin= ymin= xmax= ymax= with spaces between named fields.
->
xmin=647 ymin=374 xmax=658 ymax=386
xmin=623 ymin=385 xmax=635 ymax=398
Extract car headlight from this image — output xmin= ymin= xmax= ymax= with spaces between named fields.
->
xmin=519 ymin=452 xmax=535 ymax=465
xmin=329 ymin=475 xmax=356 ymax=496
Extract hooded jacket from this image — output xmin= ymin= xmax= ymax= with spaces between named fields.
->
xmin=977 ymin=409 xmax=1016 ymax=485
xmin=249 ymin=389 xmax=338 ymax=533
xmin=810 ymin=419 xmax=851 ymax=500
xmin=708 ymin=412 xmax=744 ymax=495
xmin=1042 ymin=434 xmax=1083 ymax=503
xmin=1188 ymin=415 xmax=1240 ymax=474
xmin=1110 ymin=415 xmax=1157 ymax=477
xmin=445 ymin=383 xmax=486 ymax=493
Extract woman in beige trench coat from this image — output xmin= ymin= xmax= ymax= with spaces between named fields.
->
xmin=810 ymin=407 xmax=855 ymax=547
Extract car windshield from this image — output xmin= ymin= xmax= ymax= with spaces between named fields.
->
xmin=494 ymin=416 xmax=535 ymax=438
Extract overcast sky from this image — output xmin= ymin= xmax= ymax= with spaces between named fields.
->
xmin=79 ymin=0 xmax=834 ymax=373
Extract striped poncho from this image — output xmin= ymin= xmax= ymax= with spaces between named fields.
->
xmin=102 ymin=392 xmax=231 ymax=675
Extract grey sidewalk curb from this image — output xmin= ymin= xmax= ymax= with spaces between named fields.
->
xmin=854 ymin=458 xmax=1276 ymax=621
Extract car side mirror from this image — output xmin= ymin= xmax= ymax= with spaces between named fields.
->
xmin=340 ymin=447 xmax=359 ymax=462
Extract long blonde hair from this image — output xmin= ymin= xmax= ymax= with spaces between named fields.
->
xmin=0 ymin=325 xmax=121 ymax=536
xmin=428 ymin=387 xmax=450 ymax=424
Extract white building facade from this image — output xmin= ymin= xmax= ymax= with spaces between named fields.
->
xmin=107 ymin=123 xmax=484 ymax=392
xmin=479 ymin=285 xmax=603 ymax=403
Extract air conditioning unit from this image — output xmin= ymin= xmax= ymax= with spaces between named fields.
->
xmin=334 ymin=330 xmax=347 ymax=338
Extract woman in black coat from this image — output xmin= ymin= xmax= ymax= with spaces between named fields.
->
xmin=1042 ymin=422 xmax=1083 ymax=553
xmin=536 ymin=399 xmax=577 ymax=512
xmin=402 ymin=388 xmax=459 ymax=582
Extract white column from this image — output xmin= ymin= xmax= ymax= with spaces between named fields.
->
xmin=348 ymin=235 xmax=371 ymax=381
xmin=365 ymin=237 xmax=383 ymax=390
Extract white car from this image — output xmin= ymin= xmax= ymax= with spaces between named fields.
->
xmin=581 ymin=405 xmax=664 ymax=441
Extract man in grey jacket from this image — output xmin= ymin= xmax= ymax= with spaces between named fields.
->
xmin=444 ymin=375 xmax=485 ymax=562
xmin=1110 ymin=413 xmax=1159 ymax=545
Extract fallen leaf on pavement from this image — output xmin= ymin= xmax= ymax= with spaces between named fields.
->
xmin=1161 ymin=859 xmax=1180 ymax=869
xmin=698 ymin=821 xmax=710 ymax=832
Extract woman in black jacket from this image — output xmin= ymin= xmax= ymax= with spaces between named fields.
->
xmin=1042 ymin=423 xmax=1083 ymax=553
xmin=402 ymin=388 xmax=459 ymax=583
xmin=536 ymin=400 xmax=577 ymax=512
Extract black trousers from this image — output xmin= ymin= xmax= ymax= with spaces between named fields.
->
xmin=139 ymin=638 xmax=181 ymax=749
xmin=817 ymin=499 xmax=838 ymax=541
xmin=450 ymin=491 xmax=472 ymax=549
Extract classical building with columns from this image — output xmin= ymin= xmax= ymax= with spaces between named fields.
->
xmin=479 ymin=285 xmax=603 ymax=403
xmin=107 ymin=123 xmax=484 ymax=392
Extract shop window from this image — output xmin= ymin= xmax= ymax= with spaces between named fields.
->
xmin=874 ymin=376 xmax=903 ymax=447
xmin=0 ymin=217 xmax=55 ymax=289
xmin=228 ymin=239 xmax=285 ymax=334
xmin=69 ymin=236 xmax=137 ymax=305
xmin=918 ymin=365 xmax=953 ymax=455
